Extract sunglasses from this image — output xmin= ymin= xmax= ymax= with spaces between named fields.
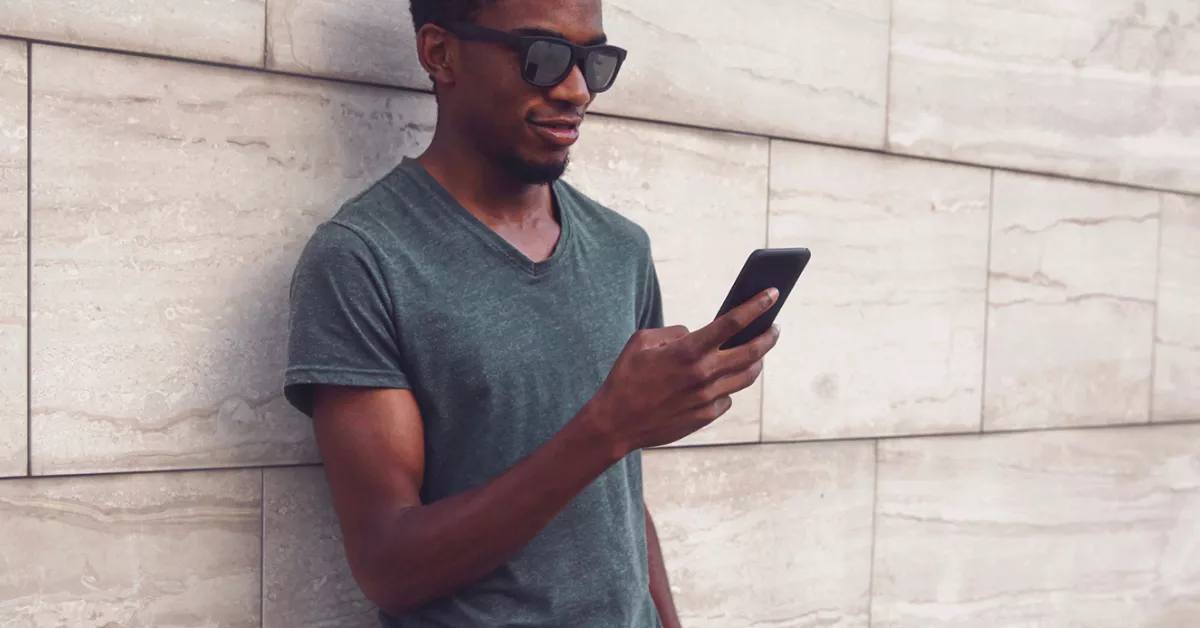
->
xmin=441 ymin=22 xmax=628 ymax=93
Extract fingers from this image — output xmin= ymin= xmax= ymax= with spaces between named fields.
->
xmin=684 ymin=288 xmax=779 ymax=354
xmin=705 ymin=324 xmax=781 ymax=380
xmin=698 ymin=359 xmax=765 ymax=408
xmin=679 ymin=359 xmax=763 ymax=426
xmin=690 ymin=395 xmax=733 ymax=424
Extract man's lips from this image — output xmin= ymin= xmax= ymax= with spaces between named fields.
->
xmin=528 ymin=117 xmax=583 ymax=148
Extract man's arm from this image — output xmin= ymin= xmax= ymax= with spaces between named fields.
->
xmin=646 ymin=506 xmax=683 ymax=628
xmin=312 ymin=290 xmax=781 ymax=615
xmin=313 ymin=385 xmax=623 ymax=615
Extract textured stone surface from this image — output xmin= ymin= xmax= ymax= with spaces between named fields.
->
xmin=263 ymin=466 xmax=375 ymax=628
xmin=1155 ymin=194 xmax=1200 ymax=422
xmin=267 ymin=0 xmax=890 ymax=147
xmin=0 ymin=39 xmax=27 ymax=478
xmin=764 ymin=141 xmax=990 ymax=441
xmin=595 ymin=0 xmax=890 ymax=147
xmin=29 ymin=45 xmax=436 ymax=475
xmin=0 ymin=0 xmax=267 ymax=66
xmin=567 ymin=116 xmax=769 ymax=446
xmin=984 ymin=172 xmax=1159 ymax=431
xmin=873 ymin=425 xmax=1200 ymax=627
xmin=0 ymin=469 xmax=262 ymax=627
xmin=643 ymin=442 xmax=875 ymax=627
xmin=267 ymin=0 xmax=426 ymax=90
xmin=889 ymin=0 xmax=1200 ymax=193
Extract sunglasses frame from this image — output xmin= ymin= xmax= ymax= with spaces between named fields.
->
xmin=441 ymin=22 xmax=628 ymax=93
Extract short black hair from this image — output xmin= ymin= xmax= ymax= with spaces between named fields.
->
xmin=410 ymin=0 xmax=498 ymax=33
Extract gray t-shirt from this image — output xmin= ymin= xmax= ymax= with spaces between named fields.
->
xmin=283 ymin=158 xmax=665 ymax=628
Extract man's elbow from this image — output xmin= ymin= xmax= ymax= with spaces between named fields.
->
xmin=353 ymin=551 xmax=427 ymax=617
xmin=345 ymin=519 xmax=432 ymax=616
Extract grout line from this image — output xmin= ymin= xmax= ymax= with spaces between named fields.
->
xmin=882 ymin=0 xmax=895 ymax=150
xmin=758 ymin=141 xmax=773 ymax=444
xmin=649 ymin=417 xmax=1200 ymax=455
xmin=24 ymin=41 xmax=32 ymax=477
xmin=260 ymin=468 xmax=267 ymax=628
xmin=261 ymin=0 xmax=270 ymax=68
xmin=1147 ymin=192 xmax=1166 ymax=424
xmin=979 ymin=169 xmax=996 ymax=433
xmin=16 ymin=460 xmax=323 ymax=482
xmin=866 ymin=439 xmax=881 ymax=628
xmin=0 ymin=35 xmax=1194 ymax=199
xmin=7 ymin=416 xmax=1200 ymax=482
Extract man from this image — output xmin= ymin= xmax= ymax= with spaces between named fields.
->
xmin=282 ymin=0 xmax=781 ymax=626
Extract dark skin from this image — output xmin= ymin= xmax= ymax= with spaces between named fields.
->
xmin=310 ymin=0 xmax=781 ymax=624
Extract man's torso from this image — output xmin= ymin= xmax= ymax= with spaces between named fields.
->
xmin=285 ymin=159 xmax=663 ymax=628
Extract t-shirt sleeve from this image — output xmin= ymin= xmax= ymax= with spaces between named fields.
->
xmin=283 ymin=221 xmax=410 ymax=417
xmin=637 ymin=249 xmax=665 ymax=331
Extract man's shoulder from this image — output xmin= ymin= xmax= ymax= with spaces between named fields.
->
xmin=556 ymin=179 xmax=652 ymax=254
xmin=326 ymin=164 xmax=421 ymax=238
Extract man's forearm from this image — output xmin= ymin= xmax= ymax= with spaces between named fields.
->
xmin=359 ymin=404 xmax=624 ymax=615
xmin=646 ymin=506 xmax=683 ymax=628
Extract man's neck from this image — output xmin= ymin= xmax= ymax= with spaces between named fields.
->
xmin=416 ymin=131 xmax=554 ymax=228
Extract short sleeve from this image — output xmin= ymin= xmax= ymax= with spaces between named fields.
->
xmin=637 ymin=251 xmax=665 ymax=331
xmin=283 ymin=222 xmax=410 ymax=417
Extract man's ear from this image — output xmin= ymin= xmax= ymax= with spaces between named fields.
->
xmin=416 ymin=24 xmax=457 ymax=91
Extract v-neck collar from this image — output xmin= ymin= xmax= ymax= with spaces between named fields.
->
xmin=399 ymin=158 xmax=575 ymax=279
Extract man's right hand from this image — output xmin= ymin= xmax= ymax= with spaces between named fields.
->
xmin=586 ymin=287 xmax=783 ymax=454
xmin=313 ymin=287 xmax=781 ymax=615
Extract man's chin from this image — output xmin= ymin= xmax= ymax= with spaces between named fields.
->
xmin=500 ymin=152 xmax=570 ymax=185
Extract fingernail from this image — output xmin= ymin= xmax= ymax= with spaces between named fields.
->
xmin=768 ymin=288 xmax=780 ymax=300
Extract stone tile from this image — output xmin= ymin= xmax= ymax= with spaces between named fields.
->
xmin=0 ymin=0 xmax=267 ymax=67
xmin=29 ymin=45 xmax=436 ymax=475
xmin=1155 ymin=194 xmax=1200 ymax=422
xmin=889 ymin=0 xmax=1200 ymax=194
xmin=267 ymin=0 xmax=427 ymax=90
xmin=763 ymin=141 xmax=990 ymax=441
xmin=264 ymin=466 xmax=375 ymax=628
xmin=643 ymin=441 xmax=874 ymax=627
xmin=566 ymin=116 xmax=769 ymax=446
xmin=595 ymin=0 xmax=890 ymax=148
xmin=0 ymin=40 xmax=26 ymax=478
xmin=984 ymin=172 xmax=1159 ymax=431
xmin=873 ymin=425 xmax=1200 ymax=628
xmin=0 ymin=468 xmax=262 ymax=626
xmin=263 ymin=0 xmax=891 ymax=147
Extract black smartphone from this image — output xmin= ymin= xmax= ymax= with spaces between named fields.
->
xmin=714 ymin=247 xmax=811 ymax=350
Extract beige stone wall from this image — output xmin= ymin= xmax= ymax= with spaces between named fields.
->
xmin=0 ymin=1 xmax=1197 ymax=626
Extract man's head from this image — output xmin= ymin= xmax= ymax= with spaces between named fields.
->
xmin=411 ymin=0 xmax=620 ymax=184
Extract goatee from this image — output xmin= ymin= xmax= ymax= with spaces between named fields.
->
xmin=500 ymin=153 xmax=570 ymax=185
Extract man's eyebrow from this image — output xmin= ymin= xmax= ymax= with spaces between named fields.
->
xmin=511 ymin=26 xmax=608 ymax=46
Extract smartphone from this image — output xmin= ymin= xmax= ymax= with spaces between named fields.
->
xmin=714 ymin=247 xmax=811 ymax=350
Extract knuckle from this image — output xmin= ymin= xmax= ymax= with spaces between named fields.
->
xmin=676 ymin=342 xmax=702 ymax=365
xmin=746 ymin=362 xmax=765 ymax=385
xmin=696 ymin=402 xmax=720 ymax=422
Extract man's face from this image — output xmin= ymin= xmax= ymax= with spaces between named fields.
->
xmin=450 ymin=0 xmax=607 ymax=183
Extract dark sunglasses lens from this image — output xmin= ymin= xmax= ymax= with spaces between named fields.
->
xmin=584 ymin=50 xmax=621 ymax=91
xmin=524 ymin=40 xmax=573 ymax=86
